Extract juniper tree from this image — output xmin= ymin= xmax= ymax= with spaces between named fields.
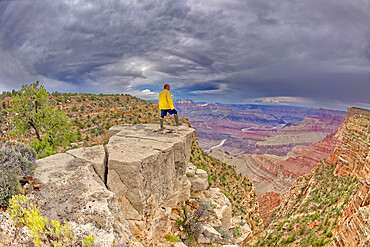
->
xmin=10 ymin=82 xmax=75 ymax=157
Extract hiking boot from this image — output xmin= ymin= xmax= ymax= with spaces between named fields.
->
xmin=174 ymin=114 xmax=182 ymax=126
xmin=160 ymin=118 xmax=165 ymax=130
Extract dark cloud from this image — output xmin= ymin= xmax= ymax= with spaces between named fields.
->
xmin=0 ymin=0 xmax=369 ymax=109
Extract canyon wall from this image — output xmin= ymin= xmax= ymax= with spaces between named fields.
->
xmin=248 ymin=108 xmax=369 ymax=246
xmin=327 ymin=112 xmax=370 ymax=247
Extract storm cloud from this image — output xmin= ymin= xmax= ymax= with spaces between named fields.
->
xmin=0 ymin=0 xmax=369 ymax=109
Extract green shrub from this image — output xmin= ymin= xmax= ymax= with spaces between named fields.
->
xmin=0 ymin=142 xmax=36 ymax=207
xmin=10 ymin=82 xmax=76 ymax=157
xmin=176 ymin=200 xmax=211 ymax=246
xmin=234 ymin=226 xmax=241 ymax=237
xmin=286 ymin=234 xmax=296 ymax=243
xmin=164 ymin=233 xmax=179 ymax=243
xmin=310 ymin=212 xmax=319 ymax=221
xmin=9 ymin=195 xmax=94 ymax=247
xmin=277 ymin=221 xmax=284 ymax=231
xmin=287 ymin=223 xmax=293 ymax=231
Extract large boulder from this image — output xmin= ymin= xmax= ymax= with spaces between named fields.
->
xmin=106 ymin=124 xmax=195 ymax=244
xmin=29 ymin=152 xmax=142 ymax=247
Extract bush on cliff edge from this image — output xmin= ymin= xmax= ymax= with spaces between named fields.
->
xmin=0 ymin=142 xmax=36 ymax=207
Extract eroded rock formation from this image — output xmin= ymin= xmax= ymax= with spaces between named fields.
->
xmin=248 ymin=108 xmax=369 ymax=246
xmin=327 ymin=112 xmax=370 ymax=247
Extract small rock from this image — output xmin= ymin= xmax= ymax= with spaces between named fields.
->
xmin=188 ymin=168 xmax=209 ymax=191
xmin=174 ymin=242 xmax=187 ymax=247
xmin=198 ymin=233 xmax=211 ymax=244
xmin=186 ymin=163 xmax=197 ymax=177
xmin=201 ymin=224 xmax=223 ymax=243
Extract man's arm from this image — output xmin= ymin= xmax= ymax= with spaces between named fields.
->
xmin=167 ymin=91 xmax=175 ymax=110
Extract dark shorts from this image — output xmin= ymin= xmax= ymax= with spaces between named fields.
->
xmin=161 ymin=109 xmax=177 ymax=117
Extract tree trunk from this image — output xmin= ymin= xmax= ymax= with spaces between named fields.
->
xmin=29 ymin=120 xmax=41 ymax=141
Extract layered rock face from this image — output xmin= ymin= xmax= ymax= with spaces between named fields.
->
xmin=257 ymin=192 xmax=281 ymax=225
xmin=327 ymin=113 xmax=370 ymax=247
xmin=212 ymin=130 xmax=342 ymax=196
xmin=329 ymin=114 xmax=369 ymax=178
xmin=106 ymin=124 xmax=194 ymax=244
xmin=248 ymin=109 xmax=369 ymax=246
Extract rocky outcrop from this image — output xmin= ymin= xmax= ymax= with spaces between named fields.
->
xmin=24 ymin=124 xmax=196 ymax=246
xmin=172 ymin=163 xmax=238 ymax=246
xmin=186 ymin=163 xmax=209 ymax=191
xmin=8 ymin=123 xmax=255 ymax=246
xmin=29 ymin=152 xmax=142 ymax=247
xmin=106 ymin=124 xmax=194 ymax=245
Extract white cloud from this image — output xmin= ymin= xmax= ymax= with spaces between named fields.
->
xmin=141 ymin=89 xmax=155 ymax=95
xmin=247 ymin=96 xmax=315 ymax=106
xmin=128 ymin=89 xmax=159 ymax=101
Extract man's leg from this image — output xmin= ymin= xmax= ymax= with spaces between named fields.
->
xmin=174 ymin=113 xmax=181 ymax=126
xmin=160 ymin=117 xmax=164 ymax=130
xmin=160 ymin=110 xmax=166 ymax=130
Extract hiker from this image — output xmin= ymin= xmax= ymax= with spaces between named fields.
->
xmin=159 ymin=84 xmax=181 ymax=130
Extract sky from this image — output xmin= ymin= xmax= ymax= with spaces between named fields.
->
xmin=0 ymin=0 xmax=369 ymax=110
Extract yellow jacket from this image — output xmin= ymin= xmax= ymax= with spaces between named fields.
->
xmin=159 ymin=89 xmax=175 ymax=110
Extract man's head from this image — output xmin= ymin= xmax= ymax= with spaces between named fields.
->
xmin=164 ymin=84 xmax=170 ymax=90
